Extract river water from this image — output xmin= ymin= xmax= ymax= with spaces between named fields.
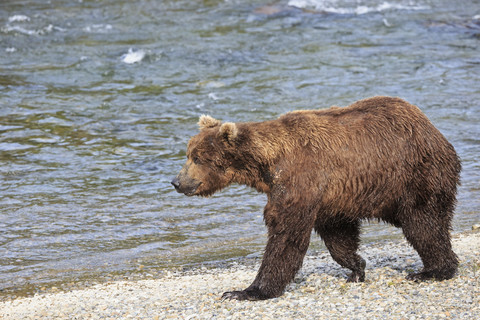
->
xmin=1 ymin=0 xmax=479 ymax=297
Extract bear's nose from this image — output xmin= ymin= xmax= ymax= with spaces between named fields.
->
xmin=171 ymin=177 xmax=180 ymax=189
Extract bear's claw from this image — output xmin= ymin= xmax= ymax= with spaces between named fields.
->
xmin=221 ymin=289 xmax=270 ymax=301
xmin=406 ymin=271 xmax=433 ymax=282
xmin=346 ymin=258 xmax=366 ymax=282
xmin=347 ymin=271 xmax=365 ymax=282
xmin=221 ymin=291 xmax=250 ymax=301
xmin=406 ymin=268 xmax=456 ymax=281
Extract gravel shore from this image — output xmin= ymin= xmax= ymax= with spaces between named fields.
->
xmin=1 ymin=231 xmax=479 ymax=320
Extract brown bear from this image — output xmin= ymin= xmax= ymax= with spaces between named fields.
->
xmin=171 ymin=96 xmax=461 ymax=301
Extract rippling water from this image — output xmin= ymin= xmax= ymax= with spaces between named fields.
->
xmin=1 ymin=0 xmax=479 ymax=296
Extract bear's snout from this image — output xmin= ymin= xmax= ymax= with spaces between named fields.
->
xmin=171 ymin=177 xmax=181 ymax=190
xmin=171 ymin=173 xmax=202 ymax=196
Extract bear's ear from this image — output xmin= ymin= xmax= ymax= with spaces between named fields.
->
xmin=219 ymin=122 xmax=238 ymax=143
xmin=198 ymin=115 xmax=221 ymax=130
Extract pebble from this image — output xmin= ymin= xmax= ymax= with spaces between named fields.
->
xmin=0 ymin=232 xmax=479 ymax=319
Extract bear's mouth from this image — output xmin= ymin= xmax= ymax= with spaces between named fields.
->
xmin=182 ymin=182 xmax=202 ymax=197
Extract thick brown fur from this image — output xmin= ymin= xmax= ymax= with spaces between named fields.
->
xmin=171 ymin=96 xmax=461 ymax=301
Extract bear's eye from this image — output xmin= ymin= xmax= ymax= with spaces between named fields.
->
xmin=192 ymin=156 xmax=200 ymax=165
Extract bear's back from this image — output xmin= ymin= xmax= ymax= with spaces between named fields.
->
xmin=283 ymin=96 xmax=423 ymax=126
xmin=277 ymin=96 xmax=428 ymax=146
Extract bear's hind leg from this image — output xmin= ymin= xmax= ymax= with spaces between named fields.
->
xmin=316 ymin=220 xmax=366 ymax=282
xmin=400 ymin=207 xmax=458 ymax=281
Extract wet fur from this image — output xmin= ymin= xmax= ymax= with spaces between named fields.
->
xmin=172 ymin=96 xmax=461 ymax=300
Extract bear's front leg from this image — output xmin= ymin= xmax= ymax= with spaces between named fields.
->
xmin=222 ymin=203 xmax=315 ymax=301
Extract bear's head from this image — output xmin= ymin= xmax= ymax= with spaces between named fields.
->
xmin=171 ymin=115 xmax=241 ymax=197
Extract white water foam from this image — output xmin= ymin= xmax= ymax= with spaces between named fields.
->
xmin=287 ymin=0 xmax=429 ymax=14
xmin=1 ymin=25 xmax=53 ymax=36
xmin=3 ymin=14 xmax=62 ymax=36
xmin=83 ymin=24 xmax=113 ymax=33
xmin=121 ymin=48 xmax=146 ymax=64
xmin=8 ymin=15 xmax=30 ymax=23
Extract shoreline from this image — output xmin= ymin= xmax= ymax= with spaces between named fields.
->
xmin=1 ymin=230 xmax=479 ymax=319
